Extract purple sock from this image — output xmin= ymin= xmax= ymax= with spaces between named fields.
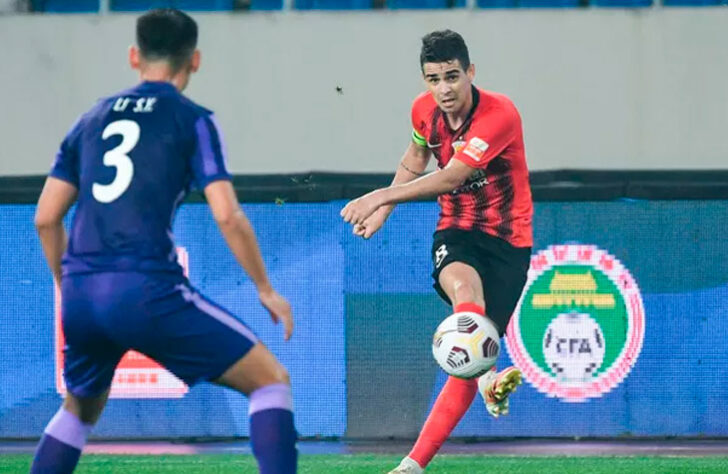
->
xmin=31 ymin=408 xmax=92 ymax=474
xmin=249 ymin=383 xmax=297 ymax=474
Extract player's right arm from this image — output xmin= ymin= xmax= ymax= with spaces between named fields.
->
xmin=36 ymin=117 xmax=83 ymax=285
xmin=204 ymin=180 xmax=293 ymax=341
xmin=190 ymin=113 xmax=292 ymax=340
xmin=35 ymin=177 xmax=77 ymax=285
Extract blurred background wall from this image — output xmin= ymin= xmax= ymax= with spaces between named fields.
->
xmin=1 ymin=9 xmax=726 ymax=175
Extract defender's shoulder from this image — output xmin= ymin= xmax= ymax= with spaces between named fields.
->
xmin=177 ymin=94 xmax=214 ymax=118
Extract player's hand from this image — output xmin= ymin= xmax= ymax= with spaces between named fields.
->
xmin=340 ymin=190 xmax=386 ymax=226
xmin=353 ymin=206 xmax=391 ymax=239
xmin=258 ymin=288 xmax=293 ymax=341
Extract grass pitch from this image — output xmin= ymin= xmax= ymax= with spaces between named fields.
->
xmin=2 ymin=454 xmax=728 ymax=473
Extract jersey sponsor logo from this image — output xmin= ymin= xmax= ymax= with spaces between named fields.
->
xmin=505 ymin=245 xmax=645 ymax=402
xmin=462 ymin=137 xmax=489 ymax=162
xmin=55 ymin=248 xmax=191 ymax=399
xmin=452 ymin=169 xmax=489 ymax=195
xmin=452 ymin=139 xmax=466 ymax=153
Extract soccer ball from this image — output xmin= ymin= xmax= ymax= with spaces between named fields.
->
xmin=432 ymin=311 xmax=500 ymax=379
xmin=543 ymin=312 xmax=606 ymax=383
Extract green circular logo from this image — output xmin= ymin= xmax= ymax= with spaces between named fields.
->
xmin=505 ymin=245 xmax=645 ymax=402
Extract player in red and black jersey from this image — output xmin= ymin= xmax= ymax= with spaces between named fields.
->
xmin=341 ymin=30 xmax=533 ymax=474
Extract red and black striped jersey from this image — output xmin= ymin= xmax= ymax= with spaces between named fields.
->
xmin=411 ymin=86 xmax=533 ymax=248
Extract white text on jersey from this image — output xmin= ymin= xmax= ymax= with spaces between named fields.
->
xmin=112 ymin=97 xmax=157 ymax=113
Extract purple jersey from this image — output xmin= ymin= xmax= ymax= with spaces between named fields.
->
xmin=50 ymin=81 xmax=230 ymax=275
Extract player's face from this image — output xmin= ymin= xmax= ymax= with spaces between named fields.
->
xmin=422 ymin=60 xmax=475 ymax=115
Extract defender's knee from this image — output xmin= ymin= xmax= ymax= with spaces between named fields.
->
xmin=272 ymin=365 xmax=290 ymax=386
xmin=62 ymin=393 xmax=107 ymax=425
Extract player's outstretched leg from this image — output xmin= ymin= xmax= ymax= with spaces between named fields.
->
xmin=30 ymin=391 xmax=108 ymax=474
xmin=390 ymin=375 xmax=478 ymax=474
xmin=390 ymin=302 xmax=486 ymax=474
xmin=215 ymin=343 xmax=297 ymax=474
xmin=478 ymin=365 xmax=522 ymax=418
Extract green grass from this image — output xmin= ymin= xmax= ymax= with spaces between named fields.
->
xmin=3 ymin=454 xmax=728 ymax=473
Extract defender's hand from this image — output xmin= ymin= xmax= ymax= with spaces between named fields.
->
xmin=341 ymin=190 xmax=385 ymax=226
xmin=258 ymin=288 xmax=293 ymax=341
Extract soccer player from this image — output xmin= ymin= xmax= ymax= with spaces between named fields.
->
xmin=341 ymin=30 xmax=532 ymax=473
xmin=30 ymin=9 xmax=296 ymax=474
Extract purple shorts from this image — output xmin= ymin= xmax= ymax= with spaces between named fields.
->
xmin=61 ymin=272 xmax=257 ymax=398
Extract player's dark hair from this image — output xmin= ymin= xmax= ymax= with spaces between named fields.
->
xmin=420 ymin=30 xmax=470 ymax=72
xmin=136 ymin=9 xmax=198 ymax=72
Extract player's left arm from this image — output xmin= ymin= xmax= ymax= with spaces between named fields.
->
xmin=35 ymin=177 xmax=78 ymax=285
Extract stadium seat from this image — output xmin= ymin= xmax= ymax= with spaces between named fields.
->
xmin=244 ymin=0 xmax=283 ymax=9
xmin=662 ymin=0 xmax=723 ymax=5
xmin=110 ymin=0 xmax=170 ymax=9
xmin=110 ymin=0 xmax=282 ymax=11
xmin=517 ymin=0 xmax=581 ymax=6
xmin=32 ymin=0 xmax=100 ymax=12
xmin=476 ymin=0 xmax=516 ymax=8
xmin=295 ymin=0 xmax=371 ymax=9
xmin=111 ymin=0 xmax=181 ymax=10
xmin=110 ymin=0 xmax=247 ymax=11
xmin=590 ymin=0 xmax=651 ymax=6
xmin=477 ymin=0 xmax=518 ymax=7
xmin=176 ymin=0 xmax=234 ymax=8
xmin=479 ymin=0 xmax=582 ymax=6
xmin=386 ymin=0 xmax=465 ymax=8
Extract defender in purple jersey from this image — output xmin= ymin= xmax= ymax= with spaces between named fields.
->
xmin=31 ymin=9 xmax=297 ymax=474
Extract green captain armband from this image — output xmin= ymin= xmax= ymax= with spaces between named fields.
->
xmin=412 ymin=129 xmax=427 ymax=148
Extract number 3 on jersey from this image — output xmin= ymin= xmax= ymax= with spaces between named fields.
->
xmin=92 ymin=120 xmax=140 ymax=203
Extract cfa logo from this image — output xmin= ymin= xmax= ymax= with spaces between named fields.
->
xmin=505 ymin=244 xmax=645 ymax=402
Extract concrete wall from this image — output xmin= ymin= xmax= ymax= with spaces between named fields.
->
xmin=0 ymin=9 xmax=726 ymax=175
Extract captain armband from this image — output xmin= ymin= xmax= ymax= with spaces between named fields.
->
xmin=412 ymin=129 xmax=427 ymax=148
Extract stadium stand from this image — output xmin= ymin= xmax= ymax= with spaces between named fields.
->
xmin=26 ymin=0 xmax=726 ymax=11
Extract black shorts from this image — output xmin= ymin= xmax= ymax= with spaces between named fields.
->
xmin=431 ymin=228 xmax=531 ymax=336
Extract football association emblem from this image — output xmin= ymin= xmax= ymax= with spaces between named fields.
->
xmin=505 ymin=245 xmax=645 ymax=402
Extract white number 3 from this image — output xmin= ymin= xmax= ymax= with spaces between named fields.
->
xmin=92 ymin=120 xmax=140 ymax=203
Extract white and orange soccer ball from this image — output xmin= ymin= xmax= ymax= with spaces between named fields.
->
xmin=432 ymin=311 xmax=500 ymax=379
